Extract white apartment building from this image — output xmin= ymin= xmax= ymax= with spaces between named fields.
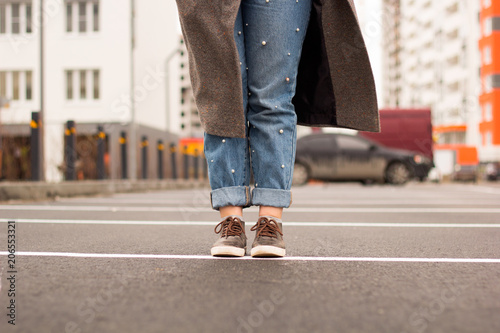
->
xmin=381 ymin=0 xmax=402 ymax=107
xmin=0 ymin=0 xmax=181 ymax=181
xmin=177 ymin=36 xmax=202 ymax=138
xmin=385 ymin=0 xmax=481 ymax=148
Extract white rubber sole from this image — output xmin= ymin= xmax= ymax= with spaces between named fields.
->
xmin=211 ymin=246 xmax=246 ymax=257
xmin=251 ymin=245 xmax=286 ymax=257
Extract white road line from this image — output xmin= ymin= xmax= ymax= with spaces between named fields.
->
xmin=0 ymin=251 xmax=499 ymax=263
xmin=54 ymin=198 xmax=499 ymax=206
xmin=1 ymin=205 xmax=500 ymax=213
xmin=454 ymin=186 xmax=500 ymax=195
xmin=1 ymin=219 xmax=500 ymax=228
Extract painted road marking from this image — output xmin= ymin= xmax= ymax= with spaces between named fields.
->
xmin=54 ymin=199 xmax=500 ymax=206
xmin=455 ymin=186 xmax=500 ymax=195
xmin=1 ymin=205 xmax=500 ymax=213
xmin=1 ymin=251 xmax=499 ymax=263
xmin=1 ymin=219 xmax=500 ymax=228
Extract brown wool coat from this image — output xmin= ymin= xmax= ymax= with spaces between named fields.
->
xmin=176 ymin=0 xmax=380 ymax=138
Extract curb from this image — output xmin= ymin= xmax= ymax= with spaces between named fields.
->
xmin=0 ymin=179 xmax=210 ymax=202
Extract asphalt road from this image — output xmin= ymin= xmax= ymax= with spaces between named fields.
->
xmin=0 ymin=182 xmax=499 ymax=333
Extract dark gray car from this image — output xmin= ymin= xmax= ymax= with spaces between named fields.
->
xmin=293 ymin=133 xmax=433 ymax=185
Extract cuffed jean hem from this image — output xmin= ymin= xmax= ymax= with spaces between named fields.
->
xmin=251 ymin=188 xmax=292 ymax=208
xmin=210 ymin=186 xmax=251 ymax=210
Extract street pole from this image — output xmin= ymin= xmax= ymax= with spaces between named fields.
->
xmin=129 ymin=0 xmax=137 ymax=180
xmin=39 ymin=0 xmax=45 ymax=180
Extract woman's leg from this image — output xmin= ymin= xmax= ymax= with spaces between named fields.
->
xmin=204 ymin=8 xmax=250 ymax=217
xmin=206 ymin=8 xmax=250 ymax=257
xmin=242 ymin=0 xmax=312 ymax=257
xmin=242 ymin=0 xmax=312 ymax=212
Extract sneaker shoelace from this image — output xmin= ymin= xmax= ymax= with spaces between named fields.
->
xmin=250 ymin=217 xmax=283 ymax=238
xmin=214 ymin=217 xmax=245 ymax=239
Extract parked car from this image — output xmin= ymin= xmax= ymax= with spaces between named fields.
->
xmin=444 ymin=146 xmax=479 ymax=183
xmin=485 ymin=162 xmax=500 ymax=181
xmin=452 ymin=165 xmax=478 ymax=182
xmin=293 ymin=133 xmax=433 ymax=185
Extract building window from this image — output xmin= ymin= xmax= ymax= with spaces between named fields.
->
xmin=485 ymin=76 xmax=493 ymax=93
xmin=66 ymin=69 xmax=100 ymax=101
xmin=26 ymin=71 xmax=32 ymax=100
xmin=66 ymin=1 xmax=99 ymax=33
xmin=0 ymin=5 xmax=5 ymax=34
xmin=448 ymin=55 xmax=460 ymax=66
xmin=11 ymin=3 xmax=20 ymax=34
xmin=484 ymin=18 xmax=492 ymax=36
xmin=483 ymin=46 xmax=492 ymax=65
xmin=0 ymin=71 xmax=6 ymax=98
xmin=66 ymin=70 xmax=73 ymax=99
xmin=0 ymin=70 xmax=33 ymax=102
xmin=446 ymin=29 xmax=459 ymax=40
xmin=79 ymin=70 xmax=86 ymax=99
xmin=484 ymin=103 xmax=493 ymax=122
xmin=12 ymin=71 xmax=20 ymax=100
xmin=447 ymin=3 xmax=458 ymax=14
xmin=485 ymin=132 xmax=492 ymax=146
xmin=0 ymin=2 xmax=33 ymax=35
xmin=93 ymin=70 xmax=99 ymax=99
xmin=66 ymin=3 xmax=73 ymax=32
xmin=26 ymin=3 xmax=32 ymax=33
xmin=78 ymin=2 xmax=86 ymax=32
xmin=93 ymin=2 xmax=99 ymax=32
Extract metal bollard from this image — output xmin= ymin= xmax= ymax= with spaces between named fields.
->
xmin=141 ymin=136 xmax=148 ymax=179
xmin=183 ymin=145 xmax=189 ymax=180
xmin=30 ymin=112 xmax=41 ymax=181
xmin=120 ymin=131 xmax=127 ymax=179
xmin=157 ymin=140 xmax=164 ymax=180
xmin=96 ymin=125 xmax=105 ymax=180
xmin=170 ymin=143 xmax=177 ymax=180
xmin=193 ymin=148 xmax=199 ymax=180
xmin=64 ymin=120 xmax=77 ymax=181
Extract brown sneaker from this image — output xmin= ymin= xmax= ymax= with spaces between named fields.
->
xmin=211 ymin=216 xmax=247 ymax=257
xmin=250 ymin=216 xmax=286 ymax=257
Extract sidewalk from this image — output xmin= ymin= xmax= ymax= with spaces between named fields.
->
xmin=0 ymin=179 xmax=209 ymax=202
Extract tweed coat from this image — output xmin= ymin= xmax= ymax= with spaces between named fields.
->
xmin=176 ymin=0 xmax=380 ymax=138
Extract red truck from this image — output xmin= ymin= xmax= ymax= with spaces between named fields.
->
xmin=359 ymin=108 xmax=434 ymax=180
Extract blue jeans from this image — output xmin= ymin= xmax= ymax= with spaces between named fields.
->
xmin=204 ymin=0 xmax=312 ymax=210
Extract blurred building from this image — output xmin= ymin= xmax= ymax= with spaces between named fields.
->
xmin=479 ymin=0 xmax=500 ymax=161
xmin=382 ymin=0 xmax=500 ymax=161
xmin=0 ymin=0 xmax=181 ymax=181
xmin=381 ymin=0 xmax=402 ymax=107
xmin=177 ymin=36 xmax=202 ymax=138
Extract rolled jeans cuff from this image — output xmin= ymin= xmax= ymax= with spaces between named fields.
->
xmin=210 ymin=186 xmax=251 ymax=210
xmin=251 ymin=188 xmax=292 ymax=208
